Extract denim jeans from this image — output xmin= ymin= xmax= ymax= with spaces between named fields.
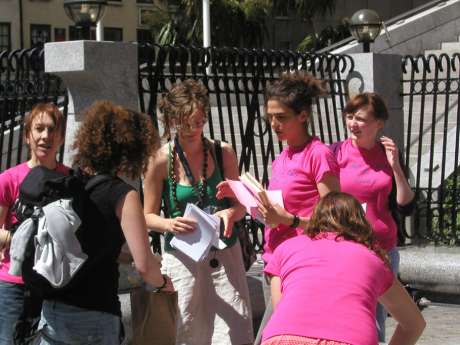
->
xmin=0 ymin=280 xmax=25 ymax=345
xmin=376 ymin=247 xmax=400 ymax=343
xmin=38 ymin=300 xmax=121 ymax=345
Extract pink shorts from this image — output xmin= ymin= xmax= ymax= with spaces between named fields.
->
xmin=262 ymin=335 xmax=350 ymax=345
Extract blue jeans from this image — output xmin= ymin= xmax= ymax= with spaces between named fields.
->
xmin=0 ymin=281 xmax=25 ymax=345
xmin=38 ymin=300 xmax=121 ymax=345
xmin=376 ymin=247 xmax=400 ymax=343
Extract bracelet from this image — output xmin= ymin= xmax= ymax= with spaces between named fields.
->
xmin=289 ymin=214 xmax=300 ymax=228
xmin=152 ymin=274 xmax=168 ymax=293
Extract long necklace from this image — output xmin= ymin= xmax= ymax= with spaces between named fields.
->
xmin=169 ymin=135 xmax=208 ymax=213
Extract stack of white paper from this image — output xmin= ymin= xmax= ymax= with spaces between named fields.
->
xmin=170 ymin=203 xmax=227 ymax=262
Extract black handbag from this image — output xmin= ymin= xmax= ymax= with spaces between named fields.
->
xmin=213 ymin=140 xmax=257 ymax=271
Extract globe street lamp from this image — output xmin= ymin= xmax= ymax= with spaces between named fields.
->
xmin=64 ymin=0 xmax=107 ymax=40
xmin=349 ymin=9 xmax=382 ymax=53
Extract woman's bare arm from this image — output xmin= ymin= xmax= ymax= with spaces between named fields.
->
xmin=380 ymin=280 xmax=425 ymax=345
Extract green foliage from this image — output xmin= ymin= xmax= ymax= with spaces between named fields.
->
xmin=297 ymin=21 xmax=350 ymax=52
xmin=144 ymin=0 xmax=272 ymax=47
xmin=430 ymin=170 xmax=460 ymax=245
xmin=272 ymin=0 xmax=336 ymax=20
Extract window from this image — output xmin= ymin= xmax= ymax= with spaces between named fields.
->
xmin=137 ymin=29 xmax=153 ymax=44
xmin=30 ymin=24 xmax=51 ymax=48
xmin=54 ymin=28 xmax=66 ymax=42
xmin=0 ymin=23 xmax=11 ymax=50
xmin=104 ymin=27 xmax=123 ymax=41
xmin=69 ymin=26 xmax=96 ymax=40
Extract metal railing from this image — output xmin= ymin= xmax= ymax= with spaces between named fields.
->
xmin=402 ymin=53 xmax=460 ymax=245
xmin=0 ymin=48 xmax=68 ymax=171
xmin=318 ymin=0 xmax=449 ymax=54
xmin=138 ymin=44 xmax=354 ymax=251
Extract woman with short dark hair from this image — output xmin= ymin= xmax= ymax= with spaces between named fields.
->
xmin=331 ymin=92 xmax=415 ymax=342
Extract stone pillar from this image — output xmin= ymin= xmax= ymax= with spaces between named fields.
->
xmin=346 ymin=53 xmax=404 ymax=150
xmin=44 ymin=40 xmax=138 ymax=167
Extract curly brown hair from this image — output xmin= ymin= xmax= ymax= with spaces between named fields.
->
xmin=72 ymin=101 xmax=159 ymax=179
xmin=158 ymin=79 xmax=210 ymax=138
xmin=265 ymin=71 xmax=327 ymax=114
xmin=305 ymin=191 xmax=389 ymax=266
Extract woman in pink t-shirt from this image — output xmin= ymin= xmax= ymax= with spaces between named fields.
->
xmin=262 ymin=192 xmax=425 ymax=345
xmin=0 ymin=103 xmax=69 ymax=344
xmin=217 ymin=72 xmax=340 ymax=344
xmin=331 ymin=93 xmax=415 ymax=342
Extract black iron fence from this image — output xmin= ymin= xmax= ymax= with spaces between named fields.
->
xmin=138 ymin=44 xmax=354 ymax=251
xmin=4 ymin=45 xmax=458 ymax=249
xmin=402 ymin=54 xmax=460 ymax=245
xmin=0 ymin=48 xmax=68 ymax=171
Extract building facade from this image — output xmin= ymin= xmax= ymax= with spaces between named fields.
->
xmin=1 ymin=0 xmax=433 ymax=51
xmin=0 ymin=0 xmax=156 ymax=50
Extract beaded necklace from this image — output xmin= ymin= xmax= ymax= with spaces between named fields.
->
xmin=169 ymin=135 xmax=208 ymax=213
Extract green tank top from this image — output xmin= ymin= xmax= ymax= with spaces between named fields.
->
xmin=162 ymin=144 xmax=239 ymax=252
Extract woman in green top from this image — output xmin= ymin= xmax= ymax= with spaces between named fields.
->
xmin=143 ymin=79 xmax=254 ymax=345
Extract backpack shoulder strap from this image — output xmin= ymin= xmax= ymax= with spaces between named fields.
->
xmin=213 ymin=139 xmax=224 ymax=177
xmin=329 ymin=140 xmax=343 ymax=157
xmin=84 ymin=174 xmax=113 ymax=192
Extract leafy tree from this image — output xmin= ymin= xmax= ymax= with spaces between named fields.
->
xmin=272 ymin=0 xmax=342 ymax=52
xmin=145 ymin=0 xmax=271 ymax=47
xmin=143 ymin=0 xmax=341 ymax=49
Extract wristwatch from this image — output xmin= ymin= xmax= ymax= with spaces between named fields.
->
xmin=289 ymin=214 xmax=300 ymax=228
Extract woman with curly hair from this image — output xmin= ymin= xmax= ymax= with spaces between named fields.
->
xmin=261 ymin=192 xmax=425 ymax=345
xmin=0 ymin=103 xmax=69 ymax=345
xmin=143 ymin=79 xmax=253 ymax=345
xmin=37 ymin=101 xmax=173 ymax=345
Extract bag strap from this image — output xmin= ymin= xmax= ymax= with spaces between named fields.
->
xmin=213 ymin=139 xmax=224 ymax=177
xmin=84 ymin=174 xmax=113 ymax=192
xmin=329 ymin=141 xmax=343 ymax=157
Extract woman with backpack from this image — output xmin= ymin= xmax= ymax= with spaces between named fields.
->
xmin=143 ymin=79 xmax=254 ymax=345
xmin=217 ymin=71 xmax=340 ymax=344
xmin=330 ymin=92 xmax=415 ymax=342
xmin=36 ymin=101 xmax=173 ymax=345
xmin=0 ymin=103 xmax=69 ymax=345
xmin=261 ymin=192 xmax=425 ymax=345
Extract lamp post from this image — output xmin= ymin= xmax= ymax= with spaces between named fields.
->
xmin=63 ymin=0 xmax=107 ymax=40
xmin=349 ymin=9 xmax=382 ymax=53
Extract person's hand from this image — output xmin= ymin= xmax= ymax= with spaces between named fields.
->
xmin=258 ymin=201 xmax=292 ymax=228
xmin=167 ymin=217 xmax=197 ymax=234
xmin=380 ymin=136 xmax=401 ymax=170
xmin=214 ymin=208 xmax=235 ymax=238
xmin=216 ymin=180 xmax=236 ymax=200
xmin=160 ymin=275 xmax=175 ymax=293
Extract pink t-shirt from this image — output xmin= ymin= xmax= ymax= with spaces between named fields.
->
xmin=263 ymin=137 xmax=338 ymax=263
xmin=0 ymin=162 xmax=69 ymax=284
xmin=263 ymin=234 xmax=394 ymax=345
xmin=335 ymin=139 xmax=397 ymax=251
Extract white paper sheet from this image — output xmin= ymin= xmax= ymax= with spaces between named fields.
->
xmin=170 ymin=203 xmax=226 ymax=262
